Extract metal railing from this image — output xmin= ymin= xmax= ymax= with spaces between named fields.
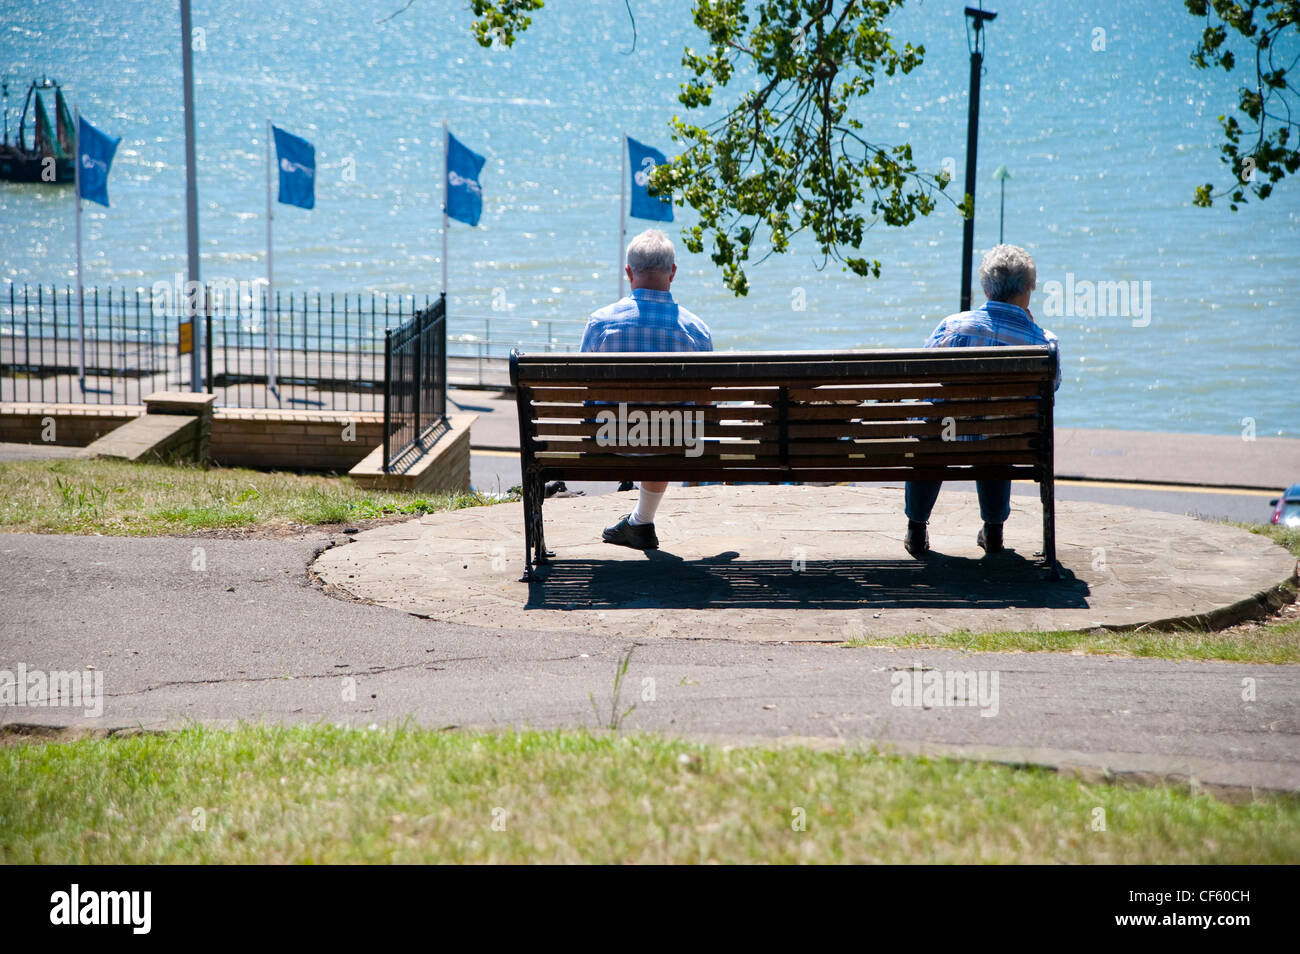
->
xmin=1 ymin=283 xmax=428 ymax=410
xmin=3 ymin=284 xmax=592 ymax=405
xmin=383 ymin=294 xmax=447 ymax=473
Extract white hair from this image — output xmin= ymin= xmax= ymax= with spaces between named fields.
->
xmin=979 ymin=244 xmax=1037 ymax=302
xmin=626 ymin=229 xmax=676 ymax=276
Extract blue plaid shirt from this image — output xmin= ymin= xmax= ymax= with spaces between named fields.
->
xmin=580 ymin=288 xmax=713 ymax=353
xmin=924 ymin=300 xmax=1061 ymax=391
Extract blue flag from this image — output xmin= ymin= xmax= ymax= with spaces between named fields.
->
xmin=446 ymin=131 xmax=486 ymax=227
xmin=77 ymin=116 xmax=121 ymax=208
xmin=273 ymin=125 xmax=315 ymax=210
xmin=627 ymin=136 xmax=672 ymax=222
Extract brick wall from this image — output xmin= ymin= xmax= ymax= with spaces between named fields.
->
xmin=2 ymin=403 xmax=386 ymax=472
xmin=0 ymin=403 xmax=143 ymax=446
xmin=209 ymin=409 xmax=385 ymax=471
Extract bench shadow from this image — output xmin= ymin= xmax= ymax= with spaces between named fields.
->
xmin=524 ymin=548 xmax=1090 ymax=611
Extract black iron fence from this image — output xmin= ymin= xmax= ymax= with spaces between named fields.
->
xmin=1 ymin=283 xmax=429 ymax=410
xmin=383 ymin=294 xmax=447 ymax=473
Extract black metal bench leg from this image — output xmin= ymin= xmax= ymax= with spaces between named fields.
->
xmin=1041 ymin=475 xmax=1061 ymax=580
xmin=519 ymin=476 xmax=552 ymax=582
xmin=517 ymin=478 xmax=538 ymax=582
xmin=533 ymin=474 xmax=553 ymax=563
xmin=519 ymin=475 xmax=538 ymax=582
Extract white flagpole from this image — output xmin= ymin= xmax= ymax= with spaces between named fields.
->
xmin=74 ymin=104 xmax=85 ymax=390
xmin=265 ymin=117 xmax=278 ymax=402
xmin=618 ymin=131 xmax=627 ymax=299
xmin=441 ymin=119 xmax=449 ymax=298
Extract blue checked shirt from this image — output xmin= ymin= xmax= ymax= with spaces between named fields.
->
xmin=580 ymin=288 xmax=713 ymax=353
xmin=920 ymin=300 xmax=1060 ymax=442
xmin=924 ymin=299 xmax=1061 ymax=391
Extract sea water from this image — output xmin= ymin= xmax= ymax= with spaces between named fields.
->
xmin=1 ymin=0 xmax=1296 ymax=436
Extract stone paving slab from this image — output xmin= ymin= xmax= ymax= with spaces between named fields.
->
xmin=313 ymin=485 xmax=1297 ymax=642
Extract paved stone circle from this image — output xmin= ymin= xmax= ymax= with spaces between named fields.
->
xmin=313 ymin=485 xmax=1297 ymax=643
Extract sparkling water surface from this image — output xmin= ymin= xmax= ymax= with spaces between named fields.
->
xmin=1 ymin=0 xmax=1296 ymax=436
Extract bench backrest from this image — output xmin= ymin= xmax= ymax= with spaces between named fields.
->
xmin=511 ymin=345 xmax=1057 ymax=484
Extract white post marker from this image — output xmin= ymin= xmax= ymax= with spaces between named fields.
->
xmin=441 ymin=119 xmax=449 ymax=298
xmin=617 ymin=130 xmax=627 ymax=300
xmin=264 ymin=117 xmax=278 ymax=402
xmin=74 ymin=103 xmax=85 ymax=390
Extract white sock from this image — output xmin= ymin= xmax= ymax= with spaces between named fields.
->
xmin=629 ymin=487 xmax=665 ymax=526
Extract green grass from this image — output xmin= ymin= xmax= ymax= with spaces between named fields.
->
xmin=0 ymin=458 xmax=517 ymax=535
xmin=844 ymin=621 xmax=1300 ymax=663
xmin=2 ymin=724 xmax=1296 ymax=864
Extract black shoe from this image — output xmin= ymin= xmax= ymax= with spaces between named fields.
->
xmin=904 ymin=520 xmax=929 ymax=557
xmin=977 ymin=523 xmax=1004 ymax=554
xmin=616 ymin=481 xmax=635 ymax=492
xmin=602 ymin=514 xmax=659 ymax=550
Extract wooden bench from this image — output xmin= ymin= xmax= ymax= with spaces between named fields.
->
xmin=510 ymin=345 xmax=1059 ymax=581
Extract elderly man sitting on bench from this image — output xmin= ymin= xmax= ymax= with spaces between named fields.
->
xmin=904 ymin=244 xmax=1062 ymax=558
xmin=578 ymin=228 xmax=713 ymax=550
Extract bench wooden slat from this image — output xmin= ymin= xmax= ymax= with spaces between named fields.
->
xmin=531 ymin=403 xmax=779 ymax=422
xmin=784 ymin=436 xmax=1039 ymax=456
xmin=532 ymin=435 xmax=1038 ymax=457
xmin=786 ymin=377 xmax=1048 ymax=401
xmin=534 ymin=421 xmax=780 ymax=440
xmin=514 ymin=348 xmax=1055 ymax=384
xmin=787 ymin=418 xmax=1040 ymax=439
xmin=787 ymin=398 xmax=1044 ymax=421
xmin=534 ymin=449 xmax=1041 ymax=469
xmin=526 ymin=385 xmax=781 ymax=403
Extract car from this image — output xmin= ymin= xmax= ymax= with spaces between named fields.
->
xmin=1269 ymin=483 xmax=1300 ymax=528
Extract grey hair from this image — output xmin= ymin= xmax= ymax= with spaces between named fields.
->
xmin=978 ymin=244 xmax=1037 ymax=302
xmin=626 ymin=229 xmax=676 ymax=276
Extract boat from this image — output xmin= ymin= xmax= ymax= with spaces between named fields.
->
xmin=0 ymin=76 xmax=76 ymax=183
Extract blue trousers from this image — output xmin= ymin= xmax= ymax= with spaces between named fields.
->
xmin=905 ymin=480 xmax=1011 ymax=525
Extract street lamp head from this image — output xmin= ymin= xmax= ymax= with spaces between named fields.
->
xmin=964 ymin=5 xmax=998 ymax=29
xmin=992 ymin=164 xmax=1011 ymax=181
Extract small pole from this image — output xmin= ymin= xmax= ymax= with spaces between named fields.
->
xmin=618 ymin=131 xmax=627 ymax=299
xmin=74 ymin=104 xmax=85 ymax=390
xmin=999 ymin=178 xmax=1004 ymax=243
xmin=265 ymin=117 xmax=277 ymax=402
xmin=992 ymin=164 xmax=1011 ymax=244
xmin=205 ymin=282 xmax=213 ymax=394
xmin=442 ymin=119 xmax=449 ymax=299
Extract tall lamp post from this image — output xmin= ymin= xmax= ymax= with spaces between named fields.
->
xmin=992 ymin=163 xmax=1011 ymax=243
xmin=959 ymin=4 xmax=996 ymax=312
xmin=180 ymin=0 xmax=202 ymax=391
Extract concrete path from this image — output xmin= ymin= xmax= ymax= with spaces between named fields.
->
xmin=0 ymin=441 xmax=84 ymax=461
xmin=2 ymin=531 xmax=1298 ymax=795
xmin=313 ymin=485 xmax=1296 ymax=643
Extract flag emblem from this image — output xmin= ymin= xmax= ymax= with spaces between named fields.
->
xmin=76 ymin=115 xmax=121 ymax=208
xmin=272 ymin=125 xmax=315 ymax=210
